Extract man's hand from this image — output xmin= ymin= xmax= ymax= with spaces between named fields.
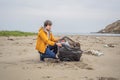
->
xmin=56 ymin=43 xmax=62 ymax=47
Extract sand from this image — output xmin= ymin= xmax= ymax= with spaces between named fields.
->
xmin=0 ymin=35 xmax=120 ymax=80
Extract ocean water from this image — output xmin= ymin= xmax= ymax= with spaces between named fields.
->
xmin=54 ymin=32 xmax=120 ymax=37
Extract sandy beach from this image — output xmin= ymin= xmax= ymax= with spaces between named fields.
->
xmin=0 ymin=35 xmax=120 ymax=80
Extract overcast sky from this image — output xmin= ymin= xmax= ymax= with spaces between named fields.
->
xmin=0 ymin=0 xmax=120 ymax=33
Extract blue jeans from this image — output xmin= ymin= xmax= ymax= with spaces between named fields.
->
xmin=39 ymin=44 xmax=58 ymax=61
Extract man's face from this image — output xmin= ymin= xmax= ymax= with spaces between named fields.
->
xmin=46 ymin=25 xmax=52 ymax=31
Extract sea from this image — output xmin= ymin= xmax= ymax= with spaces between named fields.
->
xmin=54 ymin=32 xmax=120 ymax=37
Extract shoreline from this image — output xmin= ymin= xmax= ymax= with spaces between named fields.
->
xmin=54 ymin=33 xmax=120 ymax=37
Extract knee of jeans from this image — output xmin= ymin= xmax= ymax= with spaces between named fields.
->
xmin=50 ymin=54 xmax=56 ymax=58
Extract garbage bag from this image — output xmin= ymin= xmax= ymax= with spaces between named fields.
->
xmin=58 ymin=36 xmax=83 ymax=61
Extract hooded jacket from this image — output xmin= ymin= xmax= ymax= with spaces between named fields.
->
xmin=36 ymin=27 xmax=58 ymax=53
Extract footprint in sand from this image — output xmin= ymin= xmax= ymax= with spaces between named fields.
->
xmin=0 ymin=52 xmax=3 ymax=57
xmin=3 ymin=66 xmax=8 ymax=69
xmin=22 ymin=66 xmax=29 ymax=70
xmin=74 ymin=62 xmax=94 ymax=70
xmin=79 ymin=77 xmax=118 ymax=80
xmin=7 ymin=38 xmax=14 ymax=41
xmin=37 ymin=66 xmax=42 ymax=69
xmin=0 ymin=52 xmax=3 ymax=55
xmin=97 ymin=77 xmax=119 ymax=80
xmin=42 ymin=76 xmax=51 ymax=79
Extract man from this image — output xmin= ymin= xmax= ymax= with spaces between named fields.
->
xmin=36 ymin=20 xmax=62 ymax=61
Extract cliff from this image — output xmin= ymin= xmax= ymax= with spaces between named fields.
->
xmin=98 ymin=20 xmax=120 ymax=34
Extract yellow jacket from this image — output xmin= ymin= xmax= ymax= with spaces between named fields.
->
xmin=36 ymin=27 xmax=58 ymax=53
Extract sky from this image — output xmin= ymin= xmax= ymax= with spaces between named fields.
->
xmin=0 ymin=0 xmax=120 ymax=33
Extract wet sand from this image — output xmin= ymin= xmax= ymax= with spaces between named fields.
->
xmin=0 ymin=35 xmax=120 ymax=80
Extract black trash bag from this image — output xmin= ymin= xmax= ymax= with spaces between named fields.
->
xmin=58 ymin=36 xmax=83 ymax=61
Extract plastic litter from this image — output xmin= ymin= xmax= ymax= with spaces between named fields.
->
xmin=104 ymin=44 xmax=115 ymax=48
xmin=84 ymin=50 xmax=104 ymax=56
xmin=90 ymin=50 xmax=104 ymax=56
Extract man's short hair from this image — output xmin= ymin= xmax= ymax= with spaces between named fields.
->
xmin=44 ymin=20 xmax=52 ymax=27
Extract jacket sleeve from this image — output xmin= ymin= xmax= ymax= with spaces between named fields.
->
xmin=38 ymin=31 xmax=55 ymax=46
xmin=51 ymin=33 xmax=59 ymax=42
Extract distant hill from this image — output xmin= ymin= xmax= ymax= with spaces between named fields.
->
xmin=98 ymin=20 xmax=120 ymax=34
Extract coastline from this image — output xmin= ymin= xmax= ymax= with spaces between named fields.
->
xmin=54 ymin=33 xmax=120 ymax=37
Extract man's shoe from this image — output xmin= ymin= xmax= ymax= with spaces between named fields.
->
xmin=55 ymin=54 xmax=59 ymax=59
xmin=40 ymin=54 xmax=45 ymax=62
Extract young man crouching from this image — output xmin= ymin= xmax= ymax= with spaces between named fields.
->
xmin=36 ymin=20 xmax=62 ymax=61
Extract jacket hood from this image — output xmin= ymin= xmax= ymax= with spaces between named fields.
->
xmin=39 ymin=27 xmax=44 ymax=32
xmin=39 ymin=27 xmax=52 ymax=33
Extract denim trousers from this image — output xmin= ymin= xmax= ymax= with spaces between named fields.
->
xmin=39 ymin=44 xmax=58 ymax=61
